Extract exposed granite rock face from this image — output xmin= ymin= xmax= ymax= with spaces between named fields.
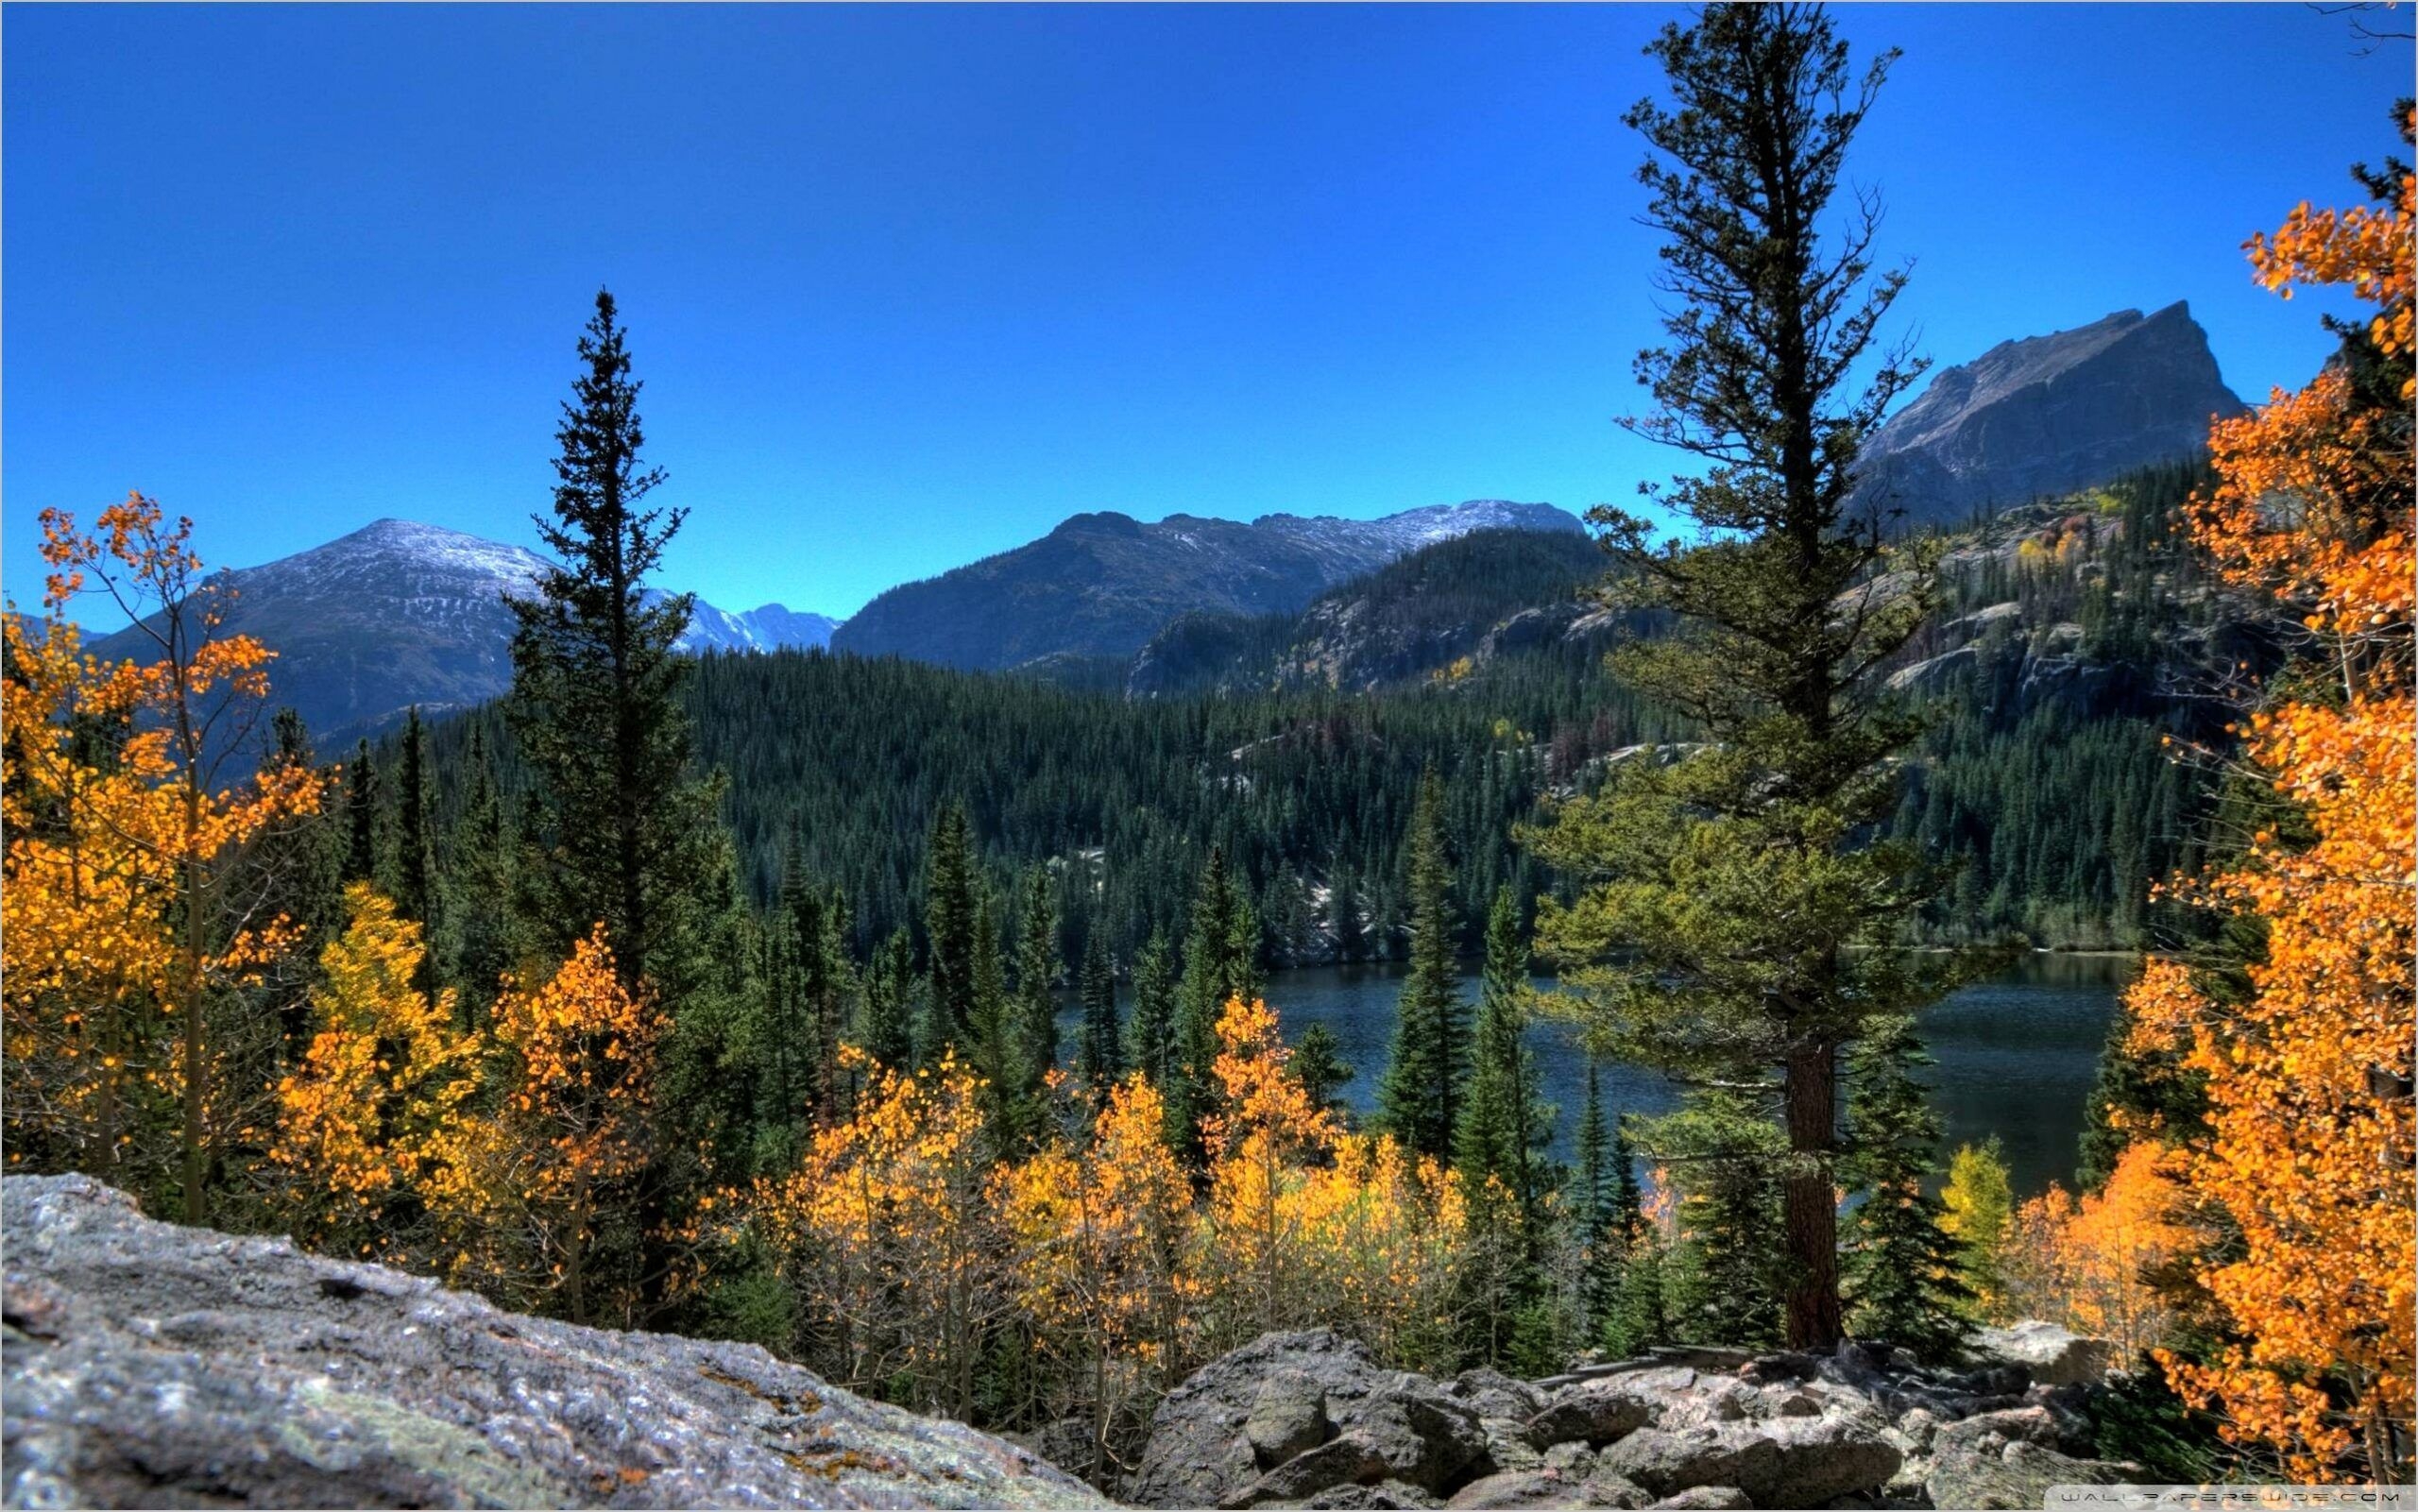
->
xmin=1855 ymin=302 xmax=2246 ymax=529
xmin=1 ymin=1175 xmax=1103 ymax=1510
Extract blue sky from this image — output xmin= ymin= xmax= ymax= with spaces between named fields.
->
xmin=5 ymin=4 xmax=2407 ymax=620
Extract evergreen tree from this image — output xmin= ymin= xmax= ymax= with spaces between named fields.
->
xmin=1655 ymin=1089 xmax=1785 ymax=1348
xmin=393 ymin=706 xmax=436 ymax=934
xmin=1575 ymin=1062 xmax=1612 ymax=1242
xmin=1455 ymin=888 xmax=1556 ymax=1233
xmin=858 ymin=926 xmax=916 ymax=1071
xmin=1289 ymin=1023 xmax=1354 ymax=1122
xmin=1126 ymin=928 xmax=1177 ymax=1086
xmin=965 ymin=886 xmax=1022 ymax=1151
xmin=1076 ymin=930 xmax=1121 ymax=1089
xmin=342 ymin=739 xmax=383 ymax=887
xmin=1377 ymin=772 xmax=1465 ymax=1159
xmin=1528 ymin=4 xmax=1984 ymax=1348
xmin=924 ymin=803 xmax=978 ymax=1050
xmin=2077 ymin=987 xmax=2207 ymax=1191
xmin=1166 ymin=847 xmax=1245 ymax=1162
xmin=503 ymin=288 xmax=735 ymax=1323
xmin=450 ymin=724 xmax=520 ymax=1019
xmin=1012 ymin=868 xmax=1060 ymax=1110
xmin=1841 ymin=1015 xmax=1974 ymax=1361
xmin=505 ymin=288 xmax=723 ymax=999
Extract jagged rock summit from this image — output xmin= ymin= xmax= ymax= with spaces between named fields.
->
xmin=832 ymin=501 xmax=1587 ymax=673
xmin=1854 ymin=303 xmax=2246 ymax=528
xmin=0 ymin=1174 xmax=1104 ymax=1509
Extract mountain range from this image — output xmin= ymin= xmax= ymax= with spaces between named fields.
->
xmin=74 ymin=302 xmax=2243 ymax=750
xmin=829 ymin=500 xmax=1585 ymax=672
xmin=87 ymin=519 xmax=834 ymax=749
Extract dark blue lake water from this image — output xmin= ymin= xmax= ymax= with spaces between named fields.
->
xmin=1213 ymin=954 xmax=2132 ymax=1198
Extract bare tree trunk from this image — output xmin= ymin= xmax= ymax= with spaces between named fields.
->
xmin=1781 ymin=1038 xmax=1842 ymax=1349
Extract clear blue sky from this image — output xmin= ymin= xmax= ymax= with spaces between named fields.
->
xmin=5 ymin=4 xmax=2407 ymax=620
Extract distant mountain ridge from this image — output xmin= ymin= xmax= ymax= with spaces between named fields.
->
xmin=88 ymin=518 xmax=833 ymax=748
xmin=1854 ymin=302 xmax=2245 ymax=527
xmin=831 ymin=500 xmax=1586 ymax=672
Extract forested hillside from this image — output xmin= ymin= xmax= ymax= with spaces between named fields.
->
xmin=400 ymin=464 xmax=2239 ymax=965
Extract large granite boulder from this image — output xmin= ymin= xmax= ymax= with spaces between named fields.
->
xmin=1923 ymin=1406 xmax=2138 ymax=1509
xmin=1967 ymin=1322 xmax=2116 ymax=1387
xmin=1 ymin=1174 xmax=1102 ymax=1509
xmin=1129 ymin=1331 xmax=1492 ymax=1508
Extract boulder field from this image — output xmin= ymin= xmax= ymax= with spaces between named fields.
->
xmin=1122 ymin=1329 xmax=2138 ymax=1511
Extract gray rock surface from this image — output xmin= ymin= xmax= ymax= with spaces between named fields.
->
xmin=1130 ymin=1330 xmax=1491 ymax=1509
xmin=1967 ymin=1322 xmax=2115 ymax=1387
xmin=1 ymin=1174 xmax=1102 ymax=1510
xmin=1853 ymin=301 xmax=2246 ymax=528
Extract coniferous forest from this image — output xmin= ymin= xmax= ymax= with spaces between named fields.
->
xmin=4 ymin=3 xmax=2409 ymax=1496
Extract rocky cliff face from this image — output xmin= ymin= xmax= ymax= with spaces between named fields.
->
xmin=0 ymin=1175 xmax=1104 ymax=1510
xmin=1854 ymin=303 xmax=2245 ymax=529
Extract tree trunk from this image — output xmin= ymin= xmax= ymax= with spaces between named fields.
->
xmin=1781 ymin=1037 xmax=1842 ymax=1349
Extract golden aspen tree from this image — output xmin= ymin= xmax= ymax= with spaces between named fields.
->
xmin=993 ymin=1075 xmax=1195 ymax=1479
xmin=739 ymin=1046 xmax=1001 ymax=1419
xmin=2004 ymin=1145 xmax=2193 ymax=1362
xmin=1197 ymin=995 xmax=1340 ymax=1350
xmin=270 ymin=883 xmax=481 ymax=1262
xmin=2 ymin=497 xmax=321 ymax=1217
xmin=2122 ymin=116 xmax=2413 ymax=1484
xmin=435 ymin=925 xmax=659 ymax=1326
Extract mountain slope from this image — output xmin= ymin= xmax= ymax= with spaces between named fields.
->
xmin=88 ymin=518 xmax=832 ymax=748
xmin=1853 ymin=302 xmax=2246 ymax=528
xmin=1126 ymin=527 xmax=1611 ymax=697
xmin=830 ymin=500 xmax=1585 ymax=672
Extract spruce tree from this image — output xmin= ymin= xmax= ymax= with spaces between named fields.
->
xmin=1290 ymin=1023 xmax=1354 ymax=1121
xmin=342 ymin=739 xmax=383 ymax=886
xmin=964 ymin=885 xmax=1023 ymax=1149
xmin=1126 ymin=927 xmax=1177 ymax=1086
xmin=1528 ymin=4 xmax=1984 ymax=1348
xmin=247 ymin=709 xmax=346 ymax=1047
xmin=393 ymin=706 xmax=436 ymax=933
xmin=1166 ymin=846 xmax=1246 ymax=1162
xmin=1455 ymin=888 xmax=1556 ymax=1233
xmin=924 ymin=803 xmax=978 ymax=1050
xmin=1377 ymin=772 xmax=1465 ymax=1159
xmin=1656 ymin=1089 xmax=1786 ymax=1348
xmin=858 ymin=926 xmax=916 ymax=1071
xmin=505 ymin=288 xmax=723 ymax=997
xmin=450 ymin=723 xmax=520 ymax=1019
xmin=1077 ymin=930 xmax=1122 ymax=1089
xmin=1841 ymin=1015 xmax=1974 ymax=1361
xmin=1012 ymin=868 xmax=1060 ymax=1108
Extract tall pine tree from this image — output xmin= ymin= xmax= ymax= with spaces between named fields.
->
xmin=1377 ymin=772 xmax=1465 ymax=1159
xmin=924 ymin=803 xmax=979 ymax=1052
xmin=1126 ymin=927 xmax=1177 ymax=1087
xmin=1528 ymin=4 xmax=1983 ymax=1348
xmin=505 ymin=288 xmax=723 ymax=997
xmin=1077 ymin=930 xmax=1122 ymax=1090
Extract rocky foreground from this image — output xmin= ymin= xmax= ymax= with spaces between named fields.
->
xmin=1118 ymin=1329 xmax=2143 ymax=1511
xmin=3 ymin=1173 xmax=2146 ymax=1511
xmin=1 ymin=1175 xmax=1104 ymax=1509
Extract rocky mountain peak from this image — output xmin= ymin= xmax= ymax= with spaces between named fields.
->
xmin=1853 ymin=302 xmax=2246 ymax=528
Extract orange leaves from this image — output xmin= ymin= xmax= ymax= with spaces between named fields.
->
xmin=431 ymin=926 xmax=658 ymax=1321
xmin=2118 ymin=122 xmax=2416 ymax=1484
xmin=2007 ymin=1145 xmax=2192 ymax=1360
xmin=270 ymin=885 xmax=481 ymax=1262
xmin=3 ymin=497 xmax=320 ymax=1200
